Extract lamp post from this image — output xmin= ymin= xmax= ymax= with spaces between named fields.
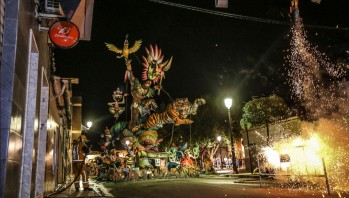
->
xmin=224 ymin=98 xmax=239 ymax=174
xmin=245 ymin=124 xmax=253 ymax=174
xmin=217 ymin=136 xmax=223 ymax=170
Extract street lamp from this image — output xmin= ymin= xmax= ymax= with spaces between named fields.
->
xmin=224 ymin=98 xmax=239 ymax=174
xmin=86 ymin=121 xmax=93 ymax=129
xmin=81 ymin=121 xmax=93 ymax=134
xmin=217 ymin=135 xmax=222 ymax=142
xmin=217 ymin=136 xmax=223 ymax=170
xmin=125 ymin=140 xmax=131 ymax=155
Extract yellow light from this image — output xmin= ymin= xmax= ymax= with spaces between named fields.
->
xmin=308 ymin=134 xmax=320 ymax=151
xmin=262 ymin=147 xmax=280 ymax=167
xmin=292 ymin=137 xmax=304 ymax=147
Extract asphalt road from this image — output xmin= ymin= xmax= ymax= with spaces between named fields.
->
xmin=96 ymin=175 xmax=347 ymax=198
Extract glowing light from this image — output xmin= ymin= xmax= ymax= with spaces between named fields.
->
xmin=308 ymin=134 xmax=320 ymax=151
xmin=224 ymin=98 xmax=232 ymax=109
xmin=87 ymin=121 xmax=93 ymax=128
xmin=47 ymin=120 xmax=57 ymax=129
xmin=261 ymin=147 xmax=280 ymax=168
xmin=284 ymin=11 xmax=349 ymax=192
xmin=262 ymin=125 xmax=349 ymax=191
xmin=217 ymin=136 xmax=222 ymax=142
xmin=292 ymin=137 xmax=304 ymax=147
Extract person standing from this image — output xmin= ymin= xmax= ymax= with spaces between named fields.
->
xmin=72 ymin=135 xmax=93 ymax=192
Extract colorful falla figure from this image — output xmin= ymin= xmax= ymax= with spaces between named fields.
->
xmin=100 ymin=127 xmax=112 ymax=151
xmin=105 ymin=37 xmax=205 ymax=169
xmin=107 ymin=87 xmax=126 ymax=120
xmin=105 ymin=34 xmax=142 ymax=60
xmin=125 ymin=59 xmax=161 ymax=130
xmin=142 ymin=44 xmax=173 ymax=84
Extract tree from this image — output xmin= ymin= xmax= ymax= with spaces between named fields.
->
xmin=195 ymin=131 xmax=230 ymax=170
xmin=240 ymin=95 xmax=289 ymax=145
xmin=177 ymin=95 xmax=228 ymax=167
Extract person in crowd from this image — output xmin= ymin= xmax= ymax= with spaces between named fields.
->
xmin=72 ymin=135 xmax=93 ymax=192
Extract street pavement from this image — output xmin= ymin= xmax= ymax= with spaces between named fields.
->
xmin=46 ymin=172 xmax=348 ymax=198
xmin=44 ymin=179 xmax=107 ymax=198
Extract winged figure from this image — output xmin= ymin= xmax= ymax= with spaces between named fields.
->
xmin=105 ymin=34 xmax=142 ymax=60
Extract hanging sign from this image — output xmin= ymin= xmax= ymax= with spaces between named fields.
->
xmin=49 ymin=21 xmax=80 ymax=49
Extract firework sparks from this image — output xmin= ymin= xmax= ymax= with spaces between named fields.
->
xmin=287 ymin=19 xmax=348 ymax=119
xmin=283 ymin=12 xmax=349 ymax=192
xmin=257 ymin=119 xmax=349 ymax=193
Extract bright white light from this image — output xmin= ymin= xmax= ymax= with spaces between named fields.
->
xmin=217 ymin=136 xmax=222 ymax=142
xmin=87 ymin=121 xmax=93 ymax=128
xmin=224 ymin=98 xmax=232 ymax=109
xmin=262 ymin=147 xmax=280 ymax=167
xmin=125 ymin=140 xmax=130 ymax=145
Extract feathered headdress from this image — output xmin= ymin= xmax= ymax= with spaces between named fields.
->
xmin=141 ymin=44 xmax=173 ymax=84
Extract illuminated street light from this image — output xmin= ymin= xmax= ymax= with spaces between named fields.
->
xmin=124 ymin=140 xmax=131 ymax=156
xmin=224 ymin=97 xmax=239 ymax=174
xmin=82 ymin=121 xmax=93 ymax=133
xmin=87 ymin=121 xmax=93 ymax=129
xmin=224 ymin=98 xmax=232 ymax=109
xmin=217 ymin=136 xmax=222 ymax=142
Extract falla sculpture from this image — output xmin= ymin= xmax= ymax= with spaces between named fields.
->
xmin=100 ymin=35 xmax=205 ymax=181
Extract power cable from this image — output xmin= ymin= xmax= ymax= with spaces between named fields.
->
xmin=148 ymin=0 xmax=349 ymax=31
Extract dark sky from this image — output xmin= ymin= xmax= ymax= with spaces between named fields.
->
xmin=54 ymin=0 xmax=349 ymax=133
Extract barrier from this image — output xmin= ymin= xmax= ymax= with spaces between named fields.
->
xmin=255 ymin=154 xmax=330 ymax=195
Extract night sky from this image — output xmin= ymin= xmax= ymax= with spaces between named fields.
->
xmin=54 ymin=0 xmax=349 ymax=135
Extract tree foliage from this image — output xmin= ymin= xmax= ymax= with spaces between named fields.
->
xmin=241 ymin=95 xmax=289 ymax=129
xmin=196 ymin=134 xmax=230 ymax=161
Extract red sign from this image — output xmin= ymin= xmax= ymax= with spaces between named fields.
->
xmin=49 ymin=21 xmax=80 ymax=49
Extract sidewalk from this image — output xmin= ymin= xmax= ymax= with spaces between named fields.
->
xmin=45 ymin=177 xmax=111 ymax=198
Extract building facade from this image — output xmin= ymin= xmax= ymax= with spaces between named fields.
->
xmin=241 ymin=117 xmax=301 ymax=172
xmin=0 ymin=0 xmax=92 ymax=197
